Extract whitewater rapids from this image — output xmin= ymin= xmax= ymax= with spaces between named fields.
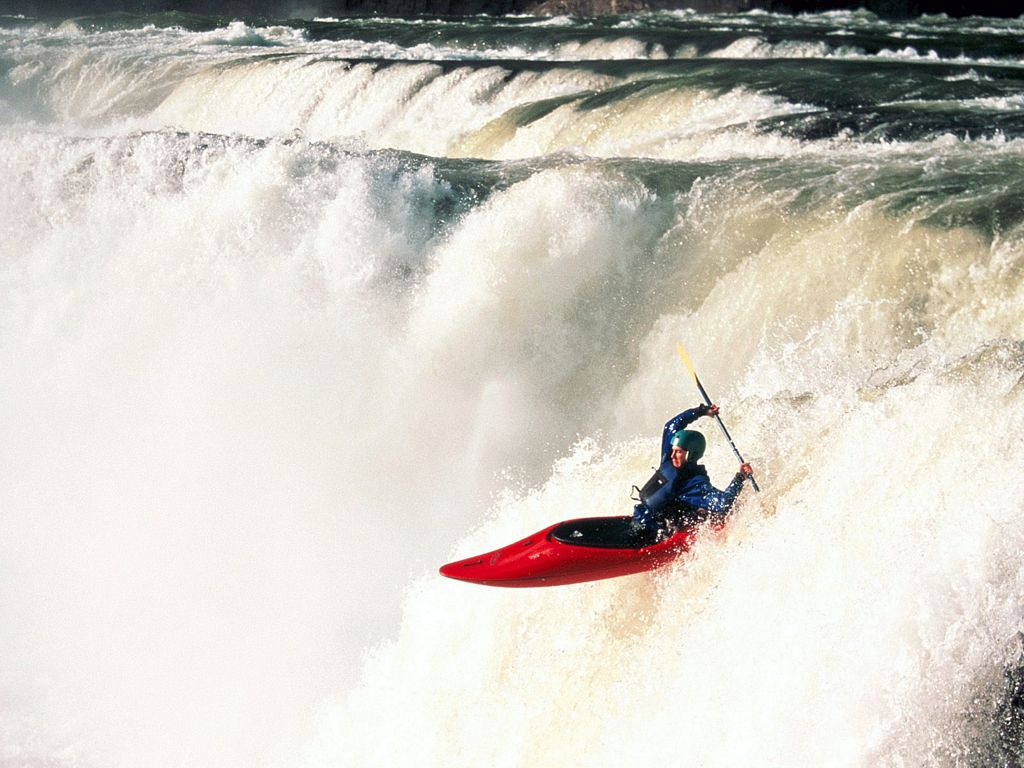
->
xmin=0 ymin=8 xmax=1022 ymax=768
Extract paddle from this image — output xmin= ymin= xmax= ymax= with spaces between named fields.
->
xmin=676 ymin=342 xmax=760 ymax=493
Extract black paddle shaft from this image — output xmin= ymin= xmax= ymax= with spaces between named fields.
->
xmin=693 ymin=373 xmax=761 ymax=493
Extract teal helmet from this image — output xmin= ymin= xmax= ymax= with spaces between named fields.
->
xmin=670 ymin=430 xmax=705 ymax=462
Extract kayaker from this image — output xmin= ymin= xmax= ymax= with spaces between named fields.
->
xmin=632 ymin=404 xmax=753 ymax=538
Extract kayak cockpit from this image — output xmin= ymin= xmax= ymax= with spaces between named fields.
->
xmin=547 ymin=516 xmax=663 ymax=549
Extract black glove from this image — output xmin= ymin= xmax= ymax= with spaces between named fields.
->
xmin=694 ymin=403 xmax=710 ymax=416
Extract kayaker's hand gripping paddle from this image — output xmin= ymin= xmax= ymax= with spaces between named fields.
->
xmin=676 ymin=342 xmax=760 ymax=493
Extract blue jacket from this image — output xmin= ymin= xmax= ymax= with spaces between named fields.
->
xmin=633 ymin=407 xmax=745 ymax=532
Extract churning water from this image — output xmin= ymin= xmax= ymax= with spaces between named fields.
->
xmin=1 ymin=8 xmax=1023 ymax=767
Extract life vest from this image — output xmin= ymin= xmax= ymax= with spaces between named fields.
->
xmin=635 ymin=459 xmax=708 ymax=520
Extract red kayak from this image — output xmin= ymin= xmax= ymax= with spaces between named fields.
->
xmin=439 ymin=515 xmax=710 ymax=588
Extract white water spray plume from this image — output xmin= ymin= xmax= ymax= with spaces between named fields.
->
xmin=1 ymin=9 xmax=1023 ymax=768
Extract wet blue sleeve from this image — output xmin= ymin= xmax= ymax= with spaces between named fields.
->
xmin=632 ymin=503 xmax=657 ymax=531
xmin=661 ymin=407 xmax=704 ymax=457
xmin=678 ymin=473 xmax=746 ymax=515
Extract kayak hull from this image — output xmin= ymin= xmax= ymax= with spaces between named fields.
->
xmin=439 ymin=516 xmax=704 ymax=588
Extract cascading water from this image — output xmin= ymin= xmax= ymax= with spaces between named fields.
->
xmin=1 ymin=8 xmax=1022 ymax=768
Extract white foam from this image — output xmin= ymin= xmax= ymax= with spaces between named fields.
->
xmin=0 ymin=130 xmax=475 ymax=768
xmin=4 ymin=13 xmax=1024 ymax=768
xmin=313 ymin=177 xmax=1024 ymax=768
xmin=455 ymin=85 xmax=812 ymax=161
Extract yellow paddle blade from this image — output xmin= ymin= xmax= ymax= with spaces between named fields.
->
xmin=675 ymin=341 xmax=698 ymax=382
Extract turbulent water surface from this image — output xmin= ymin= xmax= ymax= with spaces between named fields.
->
xmin=2 ymin=8 xmax=1023 ymax=768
